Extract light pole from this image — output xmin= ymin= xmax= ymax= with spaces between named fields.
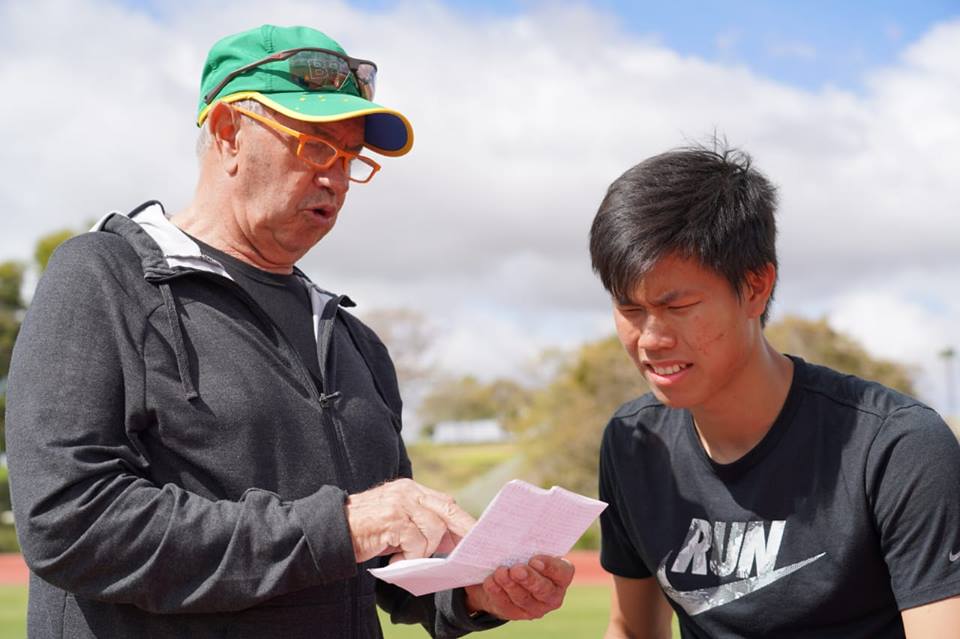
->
xmin=941 ymin=347 xmax=956 ymax=419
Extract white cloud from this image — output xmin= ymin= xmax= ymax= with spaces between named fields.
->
xmin=1 ymin=1 xmax=957 ymax=415
xmin=826 ymin=271 xmax=960 ymax=414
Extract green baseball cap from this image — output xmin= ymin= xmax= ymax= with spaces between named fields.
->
xmin=197 ymin=25 xmax=413 ymax=156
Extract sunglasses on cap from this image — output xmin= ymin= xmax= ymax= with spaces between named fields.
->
xmin=203 ymin=47 xmax=377 ymax=105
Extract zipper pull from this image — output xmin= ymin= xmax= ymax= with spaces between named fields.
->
xmin=319 ymin=391 xmax=341 ymax=408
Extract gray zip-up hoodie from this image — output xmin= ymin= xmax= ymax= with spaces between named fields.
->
xmin=5 ymin=202 xmax=500 ymax=638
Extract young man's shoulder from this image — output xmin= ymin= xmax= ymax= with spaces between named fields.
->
xmin=796 ymin=357 xmax=939 ymax=426
xmin=602 ymin=392 xmax=682 ymax=449
xmin=608 ymin=392 xmax=671 ymax=424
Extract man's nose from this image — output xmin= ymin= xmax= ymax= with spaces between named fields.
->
xmin=637 ymin=315 xmax=676 ymax=351
xmin=315 ymin=158 xmax=351 ymax=194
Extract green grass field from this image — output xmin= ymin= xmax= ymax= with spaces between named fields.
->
xmin=0 ymin=584 xmax=679 ymax=637
xmin=0 ymin=585 xmax=612 ymax=637
xmin=0 ymin=586 xmax=27 ymax=638
xmin=381 ymin=585 xmax=612 ymax=638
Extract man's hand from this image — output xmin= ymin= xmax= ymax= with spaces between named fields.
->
xmin=464 ymin=555 xmax=574 ymax=620
xmin=346 ymin=478 xmax=476 ymax=563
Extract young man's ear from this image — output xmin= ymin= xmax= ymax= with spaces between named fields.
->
xmin=205 ymin=102 xmax=241 ymax=174
xmin=743 ymin=263 xmax=777 ymax=320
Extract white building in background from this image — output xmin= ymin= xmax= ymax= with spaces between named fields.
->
xmin=432 ymin=419 xmax=510 ymax=445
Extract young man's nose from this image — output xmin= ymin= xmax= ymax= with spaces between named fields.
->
xmin=637 ymin=316 xmax=676 ymax=351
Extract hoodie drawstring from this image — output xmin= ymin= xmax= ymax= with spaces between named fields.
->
xmin=159 ymin=282 xmax=199 ymax=401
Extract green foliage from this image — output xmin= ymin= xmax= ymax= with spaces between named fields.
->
xmin=1 ymin=230 xmax=76 ymax=456
xmin=0 ymin=262 xmax=25 ymax=311
xmin=504 ymin=317 xmax=919 ymax=499
xmin=0 ymin=261 xmax=25 ymax=457
xmin=33 ymin=229 xmax=75 ymax=274
xmin=0 ymin=314 xmax=19 ymax=383
xmin=407 ymin=442 xmax=517 ymax=496
xmin=766 ymin=315 xmax=916 ymax=396
xmin=418 ymin=376 xmax=527 ymax=429
xmin=0 ymin=525 xmax=18 ymax=553
xmin=0 ymin=393 xmax=5 ymax=457
xmin=508 ymin=336 xmax=648 ymax=498
xmin=0 ymin=261 xmax=25 ymax=377
xmin=0 ymin=466 xmax=16 ymax=551
xmin=573 ymin=521 xmax=601 ymax=550
xmin=0 ymin=465 xmax=9 ymax=512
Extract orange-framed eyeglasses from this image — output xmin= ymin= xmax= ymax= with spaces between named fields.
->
xmin=231 ymin=105 xmax=381 ymax=184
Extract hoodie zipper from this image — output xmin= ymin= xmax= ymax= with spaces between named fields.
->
xmin=163 ymin=271 xmax=361 ymax=636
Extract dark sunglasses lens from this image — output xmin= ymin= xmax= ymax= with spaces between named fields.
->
xmin=288 ymin=51 xmax=351 ymax=90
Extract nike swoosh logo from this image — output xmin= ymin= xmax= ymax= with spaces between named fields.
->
xmin=949 ymin=550 xmax=960 ymax=562
xmin=657 ymin=552 xmax=826 ymax=616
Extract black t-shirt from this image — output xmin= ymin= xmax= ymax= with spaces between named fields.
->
xmin=599 ymin=356 xmax=960 ymax=638
xmin=192 ymin=238 xmax=322 ymax=387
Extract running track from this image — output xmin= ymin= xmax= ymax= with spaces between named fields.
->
xmin=0 ymin=551 xmax=611 ymax=587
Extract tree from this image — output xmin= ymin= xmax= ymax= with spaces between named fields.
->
xmin=508 ymin=315 xmax=918 ymax=497
xmin=1 ymin=228 xmax=76 ymax=454
xmin=359 ymin=308 xmax=436 ymax=391
xmin=766 ymin=315 xmax=916 ymax=396
xmin=34 ymin=229 xmax=75 ymax=274
xmin=0 ymin=261 xmax=25 ymax=454
xmin=508 ymin=336 xmax=648 ymax=497
xmin=418 ymin=375 xmax=528 ymax=434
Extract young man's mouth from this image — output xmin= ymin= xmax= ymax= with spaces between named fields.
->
xmin=645 ymin=361 xmax=693 ymax=382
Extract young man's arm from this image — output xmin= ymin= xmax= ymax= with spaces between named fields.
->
xmin=605 ymin=575 xmax=673 ymax=639
xmin=901 ymin=595 xmax=960 ymax=637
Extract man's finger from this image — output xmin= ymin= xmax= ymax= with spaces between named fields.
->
xmin=405 ymin=505 xmax=448 ymax=558
xmin=530 ymin=555 xmax=575 ymax=587
xmin=494 ymin=566 xmax=550 ymax=618
xmin=435 ymin=531 xmax=461 ymax=555
xmin=381 ymin=516 xmax=426 ymax=560
xmin=508 ymin=562 xmax=561 ymax=605
xmin=413 ymin=491 xmax=476 ymax=538
xmin=482 ymin=572 xmax=533 ymax=620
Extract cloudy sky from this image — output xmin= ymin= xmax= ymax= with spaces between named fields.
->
xmin=1 ymin=0 xmax=958 ymax=419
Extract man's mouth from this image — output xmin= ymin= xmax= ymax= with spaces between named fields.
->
xmin=646 ymin=362 xmax=692 ymax=376
xmin=307 ymin=205 xmax=336 ymax=219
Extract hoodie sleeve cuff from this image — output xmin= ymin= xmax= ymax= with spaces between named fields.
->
xmin=291 ymin=485 xmax=358 ymax=584
xmin=435 ymin=587 xmax=506 ymax=635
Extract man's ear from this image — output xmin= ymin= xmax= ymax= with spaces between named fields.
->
xmin=743 ymin=263 xmax=777 ymax=320
xmin=206 ymin=102 xmax=241 ymax=174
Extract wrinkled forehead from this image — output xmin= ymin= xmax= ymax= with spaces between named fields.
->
xmin=274 ymin=109 xmax=366 ymax=150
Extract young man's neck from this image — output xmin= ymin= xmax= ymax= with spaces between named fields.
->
xmin=690 ymin=341 xmax=794 ymax=464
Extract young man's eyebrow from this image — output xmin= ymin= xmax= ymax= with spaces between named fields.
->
xmin=616 ymin=289 xmax=698 ymax=307
xmin=650 ymin=290 xmax=682 ymax=306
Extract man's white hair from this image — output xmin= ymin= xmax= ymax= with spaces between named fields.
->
xmin=195 ymin=99 xmax=268 ymax=158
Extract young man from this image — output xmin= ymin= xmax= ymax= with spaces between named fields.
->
xmin=589 ymin=145 xmax=960 ymax=638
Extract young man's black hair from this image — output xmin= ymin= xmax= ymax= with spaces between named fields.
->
xmin=592 ymin=142 xmax=960 ymax=638
xmin=590 ymin=144 xmax=778 ymax=325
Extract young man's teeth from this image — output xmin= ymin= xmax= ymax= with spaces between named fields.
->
xmin=653 ymin=364 xmax=687 ymax=375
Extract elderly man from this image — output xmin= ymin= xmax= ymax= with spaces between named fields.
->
xmin=5 ymin=25 xmax=572 ymax=638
